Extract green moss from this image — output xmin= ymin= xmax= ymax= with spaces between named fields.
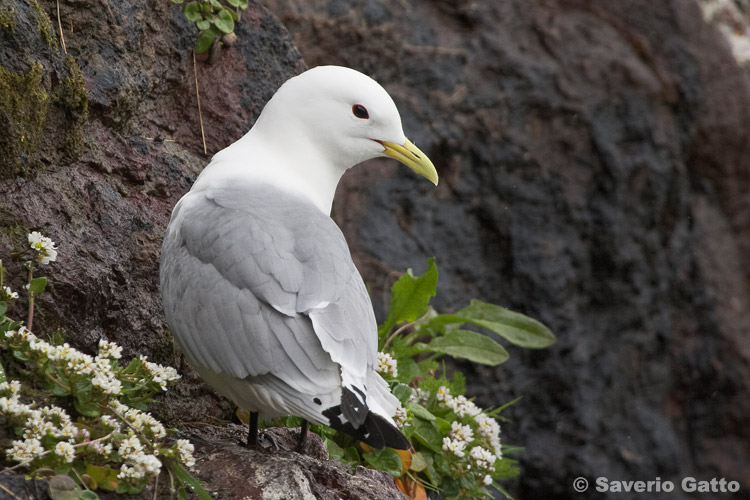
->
xmin=29 ymin=0 xmax=58 ymax=50
xmin=0 ymin=7 xmax=16 ymax=33
xmin=0 ymin=62 xmax=49 ymax=164
xmin=58 ymin=56 xmax=88 ymax=114
xmin=55 ymin=56 xmax=88 ymax=158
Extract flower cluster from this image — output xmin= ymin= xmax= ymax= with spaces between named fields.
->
xmin=436 ymin=385 xmax=482 ymax=418
xmin=116 ymin=435 xmax=162 ymax=481
xmin=0 ymin=232 xmax=204 ymax=497
xmin=375 ymin=351 xmax=398 ymax=377
xmin=420 ymin=385 xmax=503 ymax=491
xmin=393 ymin=404 xmax=408 ymax=428
xmin=1 ymin=379 xmax=78 ymax=464
xmin=28 ymin=231 xmax=58 ymax=265
xmin=111 ymin=400 xmax=167 ymax=439
xmin=139 ymin=355 xmax=181 ymax=390
xmin=2 ymin=285 xmax=18 ymax=300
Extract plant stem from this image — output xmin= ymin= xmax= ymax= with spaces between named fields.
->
xmin=27 ymin=265 xmax=34 ymax=331
xmin=382 ymin=321 xmax=414 ymax=350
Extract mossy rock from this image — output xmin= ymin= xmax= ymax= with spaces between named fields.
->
xmin=0 ymin=0 xmax=87 ymax=180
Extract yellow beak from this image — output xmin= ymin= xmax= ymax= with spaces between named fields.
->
xmin=379 ymin=138 xmax=439 ymax=186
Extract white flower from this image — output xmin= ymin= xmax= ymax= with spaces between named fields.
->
xmin=436 ymin=386 xmax=452 ymax=403
xmin=408 ymin=387 xmax=429 ymax=405
xmin=0 ymin=395 xmax=31 ymax=416
xmin=118 ymin=435 xmax=144 ymax=459
xmin=0 ymin=380 xmax=21 ymax=396
xmin=91 ymin=370 xmax=122 ymax=395
xmin=118 ymin=463 xmax=144 ymax=481
xmin=100 ymin=414 xmax=122 ymax=433
xmin=469 ymin=446 xmax=497 ymax=471
xmin=117 ymin=452 xmax=162 ymax=481
xmin=442 ymin=436 xmax=467 ymax=458
xmin=483 ymin=474 xmax=493 ymax=486
xmin=475 ymin=414 xmax=502 ymax=458
xmin=54 ymin=441 xmax=76 ymax=463
xmin=449 ymin=421 xmax=474 ymax=443
xmin=92 ymin=441 xmax=113 ymax=455
xmin=139 ymin=356 xmax=180 ymax=390
xmin=7 ymin=438 xmax=45 ymax=462
xmin=6 ymin=326 xmax=36 ymax=342
xmin=98 ymin=339 xmax=123 ymax=359
xmin=2 ymin=286 xmax=18 ymax=299
xmin=120 ymin=406 xmax=166 ymax=439
xmin=375 ymin=352 xmax=398 ymax=377
xmin=28 ymin=231 xmax=58 ymax=265
xmin=22 ymin=411 xmax=55 ymax=439
xmin=446 ymin=395 xmax=481 ymax=418
xmin=134 ymin=453 xmax=162 ymax=475
xmin=393 ymin=405 xmax=408 ymax=428
xmin=176 ymin=439 xmax=195 ymax=467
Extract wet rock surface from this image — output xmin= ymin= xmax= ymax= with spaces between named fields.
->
xmin=264 ymin=0 xmax=750 ymax=498
xmin=1 ymin=0 xmax=749 ymax=498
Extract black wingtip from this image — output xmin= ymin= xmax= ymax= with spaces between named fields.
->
xmin=323 ymin=406 xmax=410 ymax=450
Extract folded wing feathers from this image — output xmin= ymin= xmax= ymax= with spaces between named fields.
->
xmin=161 ymin=185 xmax=399 ymax=430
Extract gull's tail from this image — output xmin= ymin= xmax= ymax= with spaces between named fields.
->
xmin=322 ymin=387 xmax=410 ymax=449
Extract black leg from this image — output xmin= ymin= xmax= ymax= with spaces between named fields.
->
xmin=247 ymin=411 xmax=259 ymax=448
xmin=297 ymin=419 xmax=309 ymax=450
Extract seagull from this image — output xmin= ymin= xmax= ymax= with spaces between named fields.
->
xmin=160 ymin=65 xmax=438 ymax=450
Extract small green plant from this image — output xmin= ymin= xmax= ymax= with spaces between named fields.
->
xmin=171 ymin=0 xmax=248 ymax=53
xmin=275 ymin=258 xmax=556 ymax=499
xmin=0 ymin=233 xmax=209 ymax=499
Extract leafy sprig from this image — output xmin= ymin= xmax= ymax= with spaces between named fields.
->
xmin=171 ymin=0 xmax=248 ymax=53
xmin=295 ymin=257 xmax=555 ymax=499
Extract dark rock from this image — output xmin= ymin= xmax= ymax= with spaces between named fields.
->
xmin=2 ymin=0 xmax=750 ymax=498
xmin=263 ymin=0 xmax=750 ymax=498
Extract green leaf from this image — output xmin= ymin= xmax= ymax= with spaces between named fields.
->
xmin=457 ymin=300 xmax=556 ymax=348
xmin=0 ymin=359 xmax=6 ymax=384
xmin=407 ymin=402 xmax=436 ymax=421
xmin=72 ymin=377 xmax=93 ymax=398
xmin=237 ymin=0 xmax=248 ymax=8
xmin=226 ymin=0 xmax=240 ymax=6
xmin=362 ymin=447 xmax=402 ymax=477
xmin=86 ymin=464 xmax=119 ymax=491
xmin=322 ymin=436 xmax=345 ymax=461
xmin=29 ymin=276 xmax=47 ymax=294
xmin=80 ymin=491 xmax=100 ymax=500
xmin=392 ymin=383 xmax=412 ymax=403
xmin=74 ymin=399 xmax=101 ymax=417
xmin=177 ymin=487 xmax=188 ymax=500
xmin=411 ymin=419 xmax=442 ymax=452
xmin=410 ymin=451 xmax=428 ymax=472
xmin=172 ymin=461 xmax=213 ymax=500
xmin=171 ymin=0 xmax=185 ymax=3
xmin=0 ymin=301 xmax=7 ymax=317
xmin=213 ymin=8 xmax=234 ymax=34
xmin=419 ymin=330 xmax=509 ymax=366
xmin=194 ymin=29 xmax=216 ymax=53
xmin=196 ymin=19 xmax=210 ymax=30
xmin=184 ymin=2 xmax=202 ymax=22
xmin=378 ymin=258 xmax=438 ymax=337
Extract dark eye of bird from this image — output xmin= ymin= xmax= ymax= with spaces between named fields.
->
xmin=352 ymin=104 xmax=369 ymax=119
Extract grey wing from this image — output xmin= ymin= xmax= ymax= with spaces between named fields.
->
xmin=160 ymin=185 xmax=377 ymax=393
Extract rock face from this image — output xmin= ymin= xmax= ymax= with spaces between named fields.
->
xmin=263 ymin=0 xmax=750 ymax=497
xmin=1 ymin=0 xmax=749 ymax=499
